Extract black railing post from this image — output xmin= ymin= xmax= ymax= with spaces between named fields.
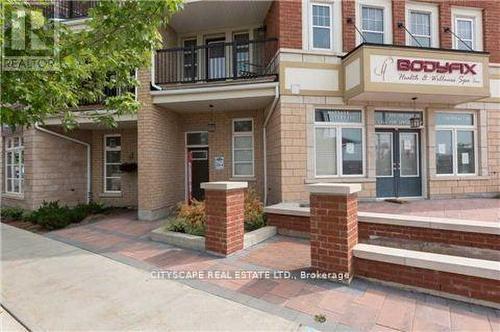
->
xmin=191 ymin=45 xmax=196 ymax=82
xmin=232 ymin=42 xmax=238 ymax=79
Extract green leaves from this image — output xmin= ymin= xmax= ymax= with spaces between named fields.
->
xmin=1 ymin=0 xmax=182 ymax=130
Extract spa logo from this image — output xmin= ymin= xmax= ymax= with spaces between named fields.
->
xmin=396 ymin=59 xmax=477 ymax=75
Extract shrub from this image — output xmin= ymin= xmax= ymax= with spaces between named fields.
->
xmin=166 ymin=200 xmax=206 ymax=236
xmin=244 ymin=188 xmax=266 ymax=232
xmin=31 ymin=201 xmax=73 ymax=230
xmin=166 ymin=217 xmax=205 ymax=236
xmin=1 ymin=207 xmax=25 ymax=221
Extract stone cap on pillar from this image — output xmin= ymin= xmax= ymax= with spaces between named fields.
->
xmin=200 ymin=181 xmax=248 ymax=191
xmin=307 ymin=183 xmax=362 ymax=195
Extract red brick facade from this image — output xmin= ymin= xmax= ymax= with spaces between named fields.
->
xmin=265 ymin=0 xmax=302 ymax=49
xmin=310 ymin=194 xmax=358 ymax=280
xmin=267 ymin=213 xmax=310 ymax=237
xmin=359 ymin=222 xmax=500 ymax=251
xmin=204 ymin=188 xmax=245 ymax=256
xmin=355 ymin=258 xmax=500 ymax=303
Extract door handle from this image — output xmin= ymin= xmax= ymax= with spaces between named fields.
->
xmin=393 ymin=162 xmax=400 ymax=170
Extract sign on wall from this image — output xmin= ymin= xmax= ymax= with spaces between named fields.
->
xmin=370 ymin=55 xmax=483 ymax=88
xmin=214 ymin=156 xmax=224 ymax=170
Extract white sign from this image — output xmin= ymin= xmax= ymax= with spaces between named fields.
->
xmin=461 ymin=153 xmax=469 ymax=165
xmin=346 ymin=143 xmax=355 ymax=154
xmin=214 ymin=156 xmax=224 ymax=170
xmin=371 ymin=55 xmax=483 ymax=87
xmin=404 ymin=139 xmax=412 ymax=151
xmin=438 ymin=144 xmax=446 ymax=154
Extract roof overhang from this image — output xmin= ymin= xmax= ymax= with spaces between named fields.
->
xmin=169 ymin=0 xmax=272 ymax=34
xmin=342 ymin=44 xmax=490 ymax=105
xmin=151 ymin=81 xmax=278 ymax=112
xmin=43 ymin=112 xmax=137 ymax=129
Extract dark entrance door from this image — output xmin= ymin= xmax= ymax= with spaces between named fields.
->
xmin=188 ymin=148 xmax=209 ymax=201
xmin=375 ymin=129 xmax=422 ymax=198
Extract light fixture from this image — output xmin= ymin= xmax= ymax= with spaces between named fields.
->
xmin=207 ymin=104 xmax=216 ymax=132
xmin=409 ymin=97 xmax=423 ymax=128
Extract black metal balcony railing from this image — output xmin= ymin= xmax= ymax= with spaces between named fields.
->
xmin=42 ymin=0 xmax=98 ymax=20
xmin=154 ymin=38 xmax=278 ymax=86
xmin=79 ymin=86 xmax=136 ymax=106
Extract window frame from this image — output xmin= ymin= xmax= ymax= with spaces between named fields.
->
xmin=313 ymin=109 xmax=365 ymax=178
xmin=435 ymin=112 xmax=478 ymax=177
xmin=4 ymin=136 xmax=24 ymax=196
xmin=232 ymin=118 xmax=255 ymax=178
xmin=360 ymin=5 xmax=385 ymax=44
xmin=103 ymin=134 xmax=122 ymax=193
xmin=310 ymin=2 xmax=334 ymax=51
xmin=355 ymin=0 xmax=392 ymax=46
xmin=451 ymin=7 xmax=483 ymax=51
xmin=405 ymin=2 xmax=439 ymax=48
xmin=408 ymin=10 xmax=431 ymax=47
xmin=454 ymin=16 xmax=474 ymax=50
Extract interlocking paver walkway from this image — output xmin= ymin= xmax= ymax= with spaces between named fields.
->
xmin=359 ymin=198 xmax=500 ymax=222
xmin=48 ymin=211 xmax=500 ymax=332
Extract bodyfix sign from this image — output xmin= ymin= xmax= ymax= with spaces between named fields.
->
xmin=370 ymin=55 xmax=483 ymax=87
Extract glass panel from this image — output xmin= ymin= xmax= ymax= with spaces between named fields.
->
xmin=186 ymin=132 xmax=208 ymax=146
xmin=400 ymin=133 xmax=418 ymax=176
xmin=435 ymin=113 xmax=473 ymax=126
xmin=234 ymin=163 xmax=253 ymax=176
xmin=6 ymin=165 xmax=12 ymax=178
xmin=363 ymin=32 xmax=384 ymax=44
xmin=315 ymin=110 xmax=362 ymax=123
xmin=315 ymin=128 xmax=337 ymax=176
xmin=412 ymin=36 xmax=431 ymax=47
xmin=457 ymin=39 xmax=473 ymax=50
xmin=106 ymin=165 xmax=121 ymax=177
xmin=436 ymin=130 xmax=453 ymax=174
xmin=6 ymin=151 xmax=12 ymax=164
xmin=457 ymin=130 xmax=475 ymax=174
xmin=106 ymin=136 xmax=121 ymax=148
xmin=375 ymin=111 xmax=422 ymax=126
xmin=313 ymin=5 xmax=330 ymax=27
xmin=106 ymin=151 xmax=121 ymax=163
xmin=234 ymin=33 xmax=250 ymax=76
xmin=6 ymin=179 xmax=12 ymax=192
xmin=457 ymin=19 xmax=472 ymax=39
xmin=342 ymin=128 xmax=363 ymax=175
xmin=191 ymin=151 xmax=207 ymax=160
xmin=362 ymin=7 xmax=384 ymax=32
xmin=376 ymin=132 xmax=392 ymax=176
xmin=13 ymin=179 xmax=19 ymax=193
xmin=234 ymin=120 xmax=252 ymax=132
xmin=106 ymin=178 xmax=121 ymax=192
xmin=183 ymin=39 xmax=197 ymax=81
xmin=234 ymin=136 xmax=252 ymax=149
xmin=234 ymin=150 xmax=253 ymax=162
xmin=411 ymin=12 xmax=430 ymax=36
xmin=313 ymin=27 xmax=331 ymax=49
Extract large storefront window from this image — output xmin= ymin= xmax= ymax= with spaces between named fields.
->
xmin=314 ymin=110 xmax=364 ymax=177
xmin=435 ymin=112 xmax=476 ymax=176
xmin=232 ymin=119 xmax=254 ymax=177
xmin=104 ymin=135 xmax=121 ymax=192
xmin=4 ymin=136 xmax=24 ymax=194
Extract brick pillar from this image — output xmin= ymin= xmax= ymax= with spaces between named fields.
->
xmin=308 ymin=183 xmax=361 ymax=284
xmin=201 ymin=181 xmax=247 ymax=256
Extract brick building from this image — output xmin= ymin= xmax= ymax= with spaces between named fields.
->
xmin=2 ymin=0 xmax=499 ymax=220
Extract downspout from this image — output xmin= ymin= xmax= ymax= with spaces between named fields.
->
xmin=150 ymin=52 xmax=162 ymax=91
xmin=263 ymin=85 xmax=280 ymax=206
xmin=34 ymin=123 xmax=91 ymax=204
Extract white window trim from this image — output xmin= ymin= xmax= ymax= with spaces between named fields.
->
xmin=4 ymin=136 xmax=24 ymax=196
xmin=355 ymin=0 xmax=392 ymax=46
xmin=310 ymin=3 xmax=333 ymax=51
xmin=435 ymin=112 xmax=478 ymax=177
xmin=303 ymin=0 xmax=342 ymax=53
xmin=398 ymin=132 xmax=420 ymax=178
xmin=313 ymin=110 xmax=366 ymax=178
xmin=232 ymin=118 xmax=254 ymax=178
xmin=451 ymin=7 xmax=483 ymax=51
xmin=103 ymin=134 xmax=122 ymax=193
xmin=405 ymin=1 xmax=439 ymax=48
xmin=360 ymin=5 xmax=385 ymax=43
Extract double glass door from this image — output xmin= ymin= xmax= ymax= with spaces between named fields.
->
xmin=375 ymin=129 xmax=422 ymax=198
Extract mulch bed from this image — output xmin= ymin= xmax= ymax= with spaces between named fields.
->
xmin=1 ymin=219 xmax=47 ymax=234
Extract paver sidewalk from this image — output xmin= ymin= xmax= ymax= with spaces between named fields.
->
xmin=1 ymin=224 xmax=307 ymax=331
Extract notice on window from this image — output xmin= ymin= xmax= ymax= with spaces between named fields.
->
xmin=438 ymin=144 xmax=446 ymax=154
xmin=323 ymin=128 xmax=336 ymax=139
xmin=403 ymin=139 xmax=412 ymax=151
xmin=461 ymin=153 xmax=469 ymax=165
xmin=214 ymin=156 xmax=224 ymax=170
xmin=346 ymin=143 xmax=355 ymax=154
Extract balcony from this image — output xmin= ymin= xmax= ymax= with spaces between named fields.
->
xmin=342 ymin=43 xmax=490 ymax=105
xmin=42 ymin=0 xmax=98 ymax=20
xmin=153 ymin=38 xmax=278 ymax=88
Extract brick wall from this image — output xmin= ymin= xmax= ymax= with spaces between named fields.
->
xmin=265 ymin=0 xmax=302 ymax=49
xmin=342 ymin=1 xmax=356 ymax=52
xmin=137 ymin=69 xmax=185 ymax=220
xmin=267 ymin=213 xmax=310 ymax=237
xmin=265 ymin=102 xmax=282 ymax=204
xmin=359 ymin=222 xmax=500 ymax=251
xmin=355 ymin=258 xmax=499 ymax=303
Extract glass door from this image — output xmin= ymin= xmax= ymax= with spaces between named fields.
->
xmin=206 ymin=37 xmax=226 ymax=80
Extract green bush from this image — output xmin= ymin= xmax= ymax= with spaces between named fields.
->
xmin=29 ymin=201 xmax=108 ymax=230
xmin=1 ymin=207 xmax=25 ymax=221
xmin=166 ymin=217 xmax=205 ymax=236
xmin=244 ymin=188 xmax=266 ymax=232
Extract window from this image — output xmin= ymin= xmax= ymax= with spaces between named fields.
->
xmin=4 ymin=136 xmax=24 ymax=195
xmin=409 ymin=11 xmax=431 ymax=47
xmin=455 ymin=17 xmax=474 ymax=50
xmin=311 ymin=4 xmax=332 ymax=49
xmin=183 ymin=39 xmax=197 ymax=81
xmin=234 ymin=33 xmax=250 ymax=77
xmin=232 ymin=119 xmax=254 ymax=177
xmin=435 ymin=112 xmax=476 ymax=176
xmin=314 ymin=110 xmax=364 ymax=177
xmin=186 ymin=132 xmax=208 ymax=147
xmin=104 ymin=135 xmax=121 ymax=192
xmin=361 ymin=6 xmax=384 ymax=43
